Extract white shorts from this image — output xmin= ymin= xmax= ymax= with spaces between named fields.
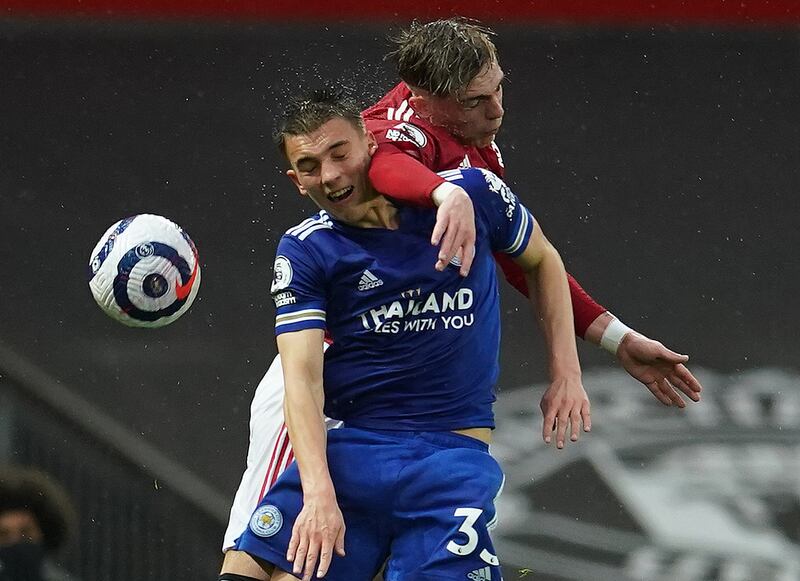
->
xmin=222 ymin=353 xmax=291 ymax=552
xmin=222 ymin=345 xmax=337 ymax=552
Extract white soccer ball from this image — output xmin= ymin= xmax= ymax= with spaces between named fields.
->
xmin=87 ymin=214 xmax=201 ymax=328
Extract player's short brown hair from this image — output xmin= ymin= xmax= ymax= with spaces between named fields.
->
xmin=386 ymin=18 xmax=498 ymax=98
xmin=274 ymin=87 xmax=365 ymax=159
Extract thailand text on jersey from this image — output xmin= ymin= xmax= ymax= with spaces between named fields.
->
xmin=270 ymin=168 xmax=534 ymax=432
xmin=362 ymin=82 xmax=505 ymax=175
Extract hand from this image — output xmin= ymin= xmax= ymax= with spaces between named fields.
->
xmin=431 ymin=186 xmax=476 ymax=277
xmin=539 ymin=375 xmax=591 ymax=449
xmin=616 ymin=332 xmax=703 ymax=407
xmin=287 ymin=492 xmax=346 ymax=580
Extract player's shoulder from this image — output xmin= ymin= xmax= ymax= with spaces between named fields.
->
xmin=362 ymin=82 xmax=414 ymax=121
xmin=438 ymin=167 xmax=506 ymax=196
xmin=363 ymin=83 xmax=447 ymax=149
xmin=281 ymin=211 xmax=335 ymax=245
xmin=369 ymin=119 xmax=432 ymax=152
xmin=440 ymin=167 xmax=520 ymax=218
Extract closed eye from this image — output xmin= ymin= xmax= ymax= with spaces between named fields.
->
xmin=296 ymin=161 xmax=318 ymax=174
xmin=461 ymin=84 xmax=502 ymax=110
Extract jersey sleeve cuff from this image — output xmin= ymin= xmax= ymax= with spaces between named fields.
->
xmin=275 ymin=308 xmax=327 ymax=335
xmin=500 ymin=207 xmax=535 ymax=257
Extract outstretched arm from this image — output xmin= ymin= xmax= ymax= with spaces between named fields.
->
xmin=584 ymin=313 xmax=703 ymax=407
xmin=512 ymin=224 xmax=591 ymax=449
xmin=277 ymin=328 xmax=345 ymax=580
xmin=500 ymin=237 xmax=702 ymax=405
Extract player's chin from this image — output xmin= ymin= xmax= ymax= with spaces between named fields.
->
xmin=473 ymin=133 xmax=499 ymax=148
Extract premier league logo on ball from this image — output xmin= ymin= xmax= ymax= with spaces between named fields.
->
xmin=87 ymin=214 xmax=201 ymax=328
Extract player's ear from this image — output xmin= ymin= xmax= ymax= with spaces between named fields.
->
xmin=366 ymin=131 xmax=378 ymax=156
xmin=286 ymin=169 xmax=308 ymax=197
xmin=409 ymin=94 xmax=431 ymax=119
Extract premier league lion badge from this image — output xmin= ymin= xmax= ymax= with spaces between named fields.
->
xmin=249 ymin=505 xmax=283 ymax=538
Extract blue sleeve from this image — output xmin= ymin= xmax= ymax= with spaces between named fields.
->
xmin=441 ymin=168 xmax=535 ymax=257
xmin=270 ymin=234 xmax=327 ymax=335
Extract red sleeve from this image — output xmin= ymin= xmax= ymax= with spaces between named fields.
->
xmin=566 ymin=273 xmax=607 ymax=338
xmin=492 ymin=252 xmax=606 ymax=339
xmin=368 ymin=144 xmax=445 ymax=209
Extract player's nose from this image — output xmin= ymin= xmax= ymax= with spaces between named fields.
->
xmin=320 ymin=160 xmax=341 ymax=187
xmin=486 ymin=94 xmax=504 ymax=120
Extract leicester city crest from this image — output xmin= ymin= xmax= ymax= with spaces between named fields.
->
xmin=249 ymin=504 xmax=283 ymax=538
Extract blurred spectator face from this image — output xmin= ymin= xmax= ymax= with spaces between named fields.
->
xmin=0 ymin=510 xmax=43 ymax=547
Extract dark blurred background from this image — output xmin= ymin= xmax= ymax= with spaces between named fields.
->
xmin=1 ymin=1 xmax=798 ymax=579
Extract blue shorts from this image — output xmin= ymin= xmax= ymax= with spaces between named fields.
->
xmin=235 ymin=426 xmax=505 ymax=580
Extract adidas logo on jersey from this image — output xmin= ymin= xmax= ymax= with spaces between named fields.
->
xmin=468 ymin=567 xmax=492 ymax=581
xmin=358 ymin=270 xmax=384 ymax=291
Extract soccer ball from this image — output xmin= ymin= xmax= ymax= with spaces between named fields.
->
xmin=87 ymin=214 xmax=201 ymax=328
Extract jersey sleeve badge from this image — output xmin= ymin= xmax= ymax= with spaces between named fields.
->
xmin=271 ymin=255 xmax=293 ymax=293
xmin=271 ymin=255 xmax=297 ymax=308
xmin=478 ymin=168 xmax=517 ymax=220
xmin=385 ymin=122 xmax=428 ymax=149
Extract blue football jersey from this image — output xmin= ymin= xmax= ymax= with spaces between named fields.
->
xmin=270 ymin=167 xmax=535 ymax=431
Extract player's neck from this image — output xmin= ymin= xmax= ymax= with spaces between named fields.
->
xmin=352 ymin=196 xmax=399 ymax=230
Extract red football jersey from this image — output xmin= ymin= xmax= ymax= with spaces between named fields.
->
xmin=362 ymin=82 xmax=606 ymax=337
xmin=364 ymin=82 xmax=504 ymax=176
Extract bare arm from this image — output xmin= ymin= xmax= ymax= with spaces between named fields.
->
xmin=277 ymin=329 xmax=344 ymax=580
xmin=512 ymin=223 xmax=591 ymax=448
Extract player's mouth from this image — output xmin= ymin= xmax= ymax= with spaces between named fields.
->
xmin=327 ymin=186 xmax=354 ymax=204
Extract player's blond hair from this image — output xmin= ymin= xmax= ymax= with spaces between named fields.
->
xmin=386 ymin=18 xmax=498 ymax=98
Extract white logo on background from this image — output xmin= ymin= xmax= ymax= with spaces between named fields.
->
xmin=468 ymin=566 xmax=492 ymax=580
xmin=358 ymin=269 xmax=384 ymax=291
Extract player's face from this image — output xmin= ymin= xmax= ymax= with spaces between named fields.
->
xmin=285 ymin=117 xmax=379 ymax=225
xmin=422 ymin=61 xmax=505 ymax=148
